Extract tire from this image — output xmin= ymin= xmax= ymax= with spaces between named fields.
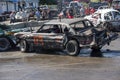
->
xmin=20 ymin=40 xmax=29 ymax=52
xmin=65 ymin=40 xmax=80 ymax=56
xmin=0 ymin=37 xmax=10 ymax=51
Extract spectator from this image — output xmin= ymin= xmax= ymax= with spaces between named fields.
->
xmin=47 ymin=8 xmax=51 ymax=20
xmin=41 ymin=9 xmax=47 ymax=20
xmin=10 ymin=12 xmax=16 ymax=24
xmin=22 ymin=2 xmax=26 ymax=10
xmin=80 ymin=7 xmax=85 ymax=17
xmin=18 ymin=2 xmax=22 ymax=11
xmin=58 ymin=11 xmax=64 ymax=18
xmin=90 ymin=7 xmax=95 ymax=14
xmin=85 ymin=6 xmax=90 ymax=15
xmin=66 ymin=8 xmax=74 ymax=19
xmin=35 ymin=10 xmax=41 ymax=21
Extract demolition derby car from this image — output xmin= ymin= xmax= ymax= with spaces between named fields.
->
xmin=84 ymin=8 xmax=120 ymax=32
xmin=15 ymin=18 xmax=118 ymax=56
xmin=0 ymin=24 xmax=29 ymax=51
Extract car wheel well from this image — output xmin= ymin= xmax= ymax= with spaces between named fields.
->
xmin=68 ymin=38 xmax=79 ymax=45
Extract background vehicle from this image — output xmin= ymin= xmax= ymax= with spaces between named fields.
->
xmin=89 ymin=2 xmax=109 ymax=11
xmin=98 ymin=6 xmax=110 ymax=10
xmin=15 ymin=19 xmax=118 ymax=56
xmin=15 ymin=11 xmax=28 ymax=21
xmin=39 ymin=5 xmax=49 ymax=10
xmin=0 ymin=24 xmax=29 ymax=51
xmin=38 ymin=5 xmax=58 ymax=19
xmin=84 ymin=8 xmax=120 ymax=31
xmin=112 ymin=0 xmax=120 ymax=11
xmin=68 ymin=1 xmax=83 ymax=17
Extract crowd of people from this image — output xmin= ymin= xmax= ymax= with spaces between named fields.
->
xmin=58 ymin=6 xmax=96 ymax=19
xmin=9 ymin=7 xmax=52 ymax=24
xmin=9 ymin=4 xmax=97 ymax=24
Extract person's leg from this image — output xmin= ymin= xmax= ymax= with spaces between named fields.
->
xmin=10 ymin=19 xmax=12 ymax=23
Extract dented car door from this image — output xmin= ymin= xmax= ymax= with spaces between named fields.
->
xmin=32 ymin=24 xmax=65 ymax=49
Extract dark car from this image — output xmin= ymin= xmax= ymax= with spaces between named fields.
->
xmin=0 ymin=24 xmax=29 ymax=51
xmin=14 ymin=18 xmax=118 ymax=56
xmin=112 ymin=0 xmax=120 ymax=11
xmin=89 ymin=2 xmax=108 ymax=11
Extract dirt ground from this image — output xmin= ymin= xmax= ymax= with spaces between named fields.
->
xmin=0 ymin=37 xmax=120 ymax=80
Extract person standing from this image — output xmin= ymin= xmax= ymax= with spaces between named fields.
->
xmin=22 ymin=1 xmax=26 ymax=10
xmin=10 ymin=12 xmax=16 ymax=24
xmin=90 ymin=7 xmax=95 ymax=14
xmin=18 ymin=2 xmax=22 ymax=11
xmin=35 ymin=10 xmax=41 ymax=21
xmin=85 ymin=6 xmax=90 ymax=15
xmin=80 ymin=7 xmax=85 ymax=17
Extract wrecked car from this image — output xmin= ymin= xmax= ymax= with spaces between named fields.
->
xmin=14 ymin=18 xmax=118 ymax=56
xmin=84 ymin=8 xmax=120 ymax=32
xmin=0 ymin=24 xmax=29 ymax=51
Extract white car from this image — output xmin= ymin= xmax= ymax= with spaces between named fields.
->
xmin=84 ymin=8 xmax=120 ymax=31
xmin=39 ymin=5 xmax=49 ymax=10
xmin=15 ymin=11 xmax=28 ymax=21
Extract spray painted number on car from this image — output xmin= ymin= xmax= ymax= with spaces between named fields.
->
xmin=34 ymin=36 xmax=44 ymax=46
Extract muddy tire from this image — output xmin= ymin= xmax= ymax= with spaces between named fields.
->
xmin=65 ymin=40 xmax=80 ymax=56
xmin=0 ymin=38 xmax=10 ymax=51
xmin=20 ymin=40 xmax=29 ymax=52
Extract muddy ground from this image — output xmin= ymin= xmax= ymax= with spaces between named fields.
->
xmin=0 ymin=35 xmax=120 ymax=80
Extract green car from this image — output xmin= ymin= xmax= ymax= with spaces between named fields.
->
xmin=0 ymin=24 xmax=29 ymax=51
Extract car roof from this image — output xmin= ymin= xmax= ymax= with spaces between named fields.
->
xmin=45 ymin=18 xmax=87 ymax=25
xmin=95 ymin=8 xmax=119 ymax=14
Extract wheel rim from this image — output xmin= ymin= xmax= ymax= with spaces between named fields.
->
xmin=0 ymin=38 xmax=10 ymax=51
xmin=67 ymin=43 xmax=76 ymax=53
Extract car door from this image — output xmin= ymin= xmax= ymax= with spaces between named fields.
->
xmin=32 ymin=24 xmax=65 ymax=49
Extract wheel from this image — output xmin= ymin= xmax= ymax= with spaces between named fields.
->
xmin=20 ymin=40 xmax=29 ymax=52
xmin=65 ymin=40 xmax=80 ymax=56
xmin=0 ymin=38 xmax=10 ymax=51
